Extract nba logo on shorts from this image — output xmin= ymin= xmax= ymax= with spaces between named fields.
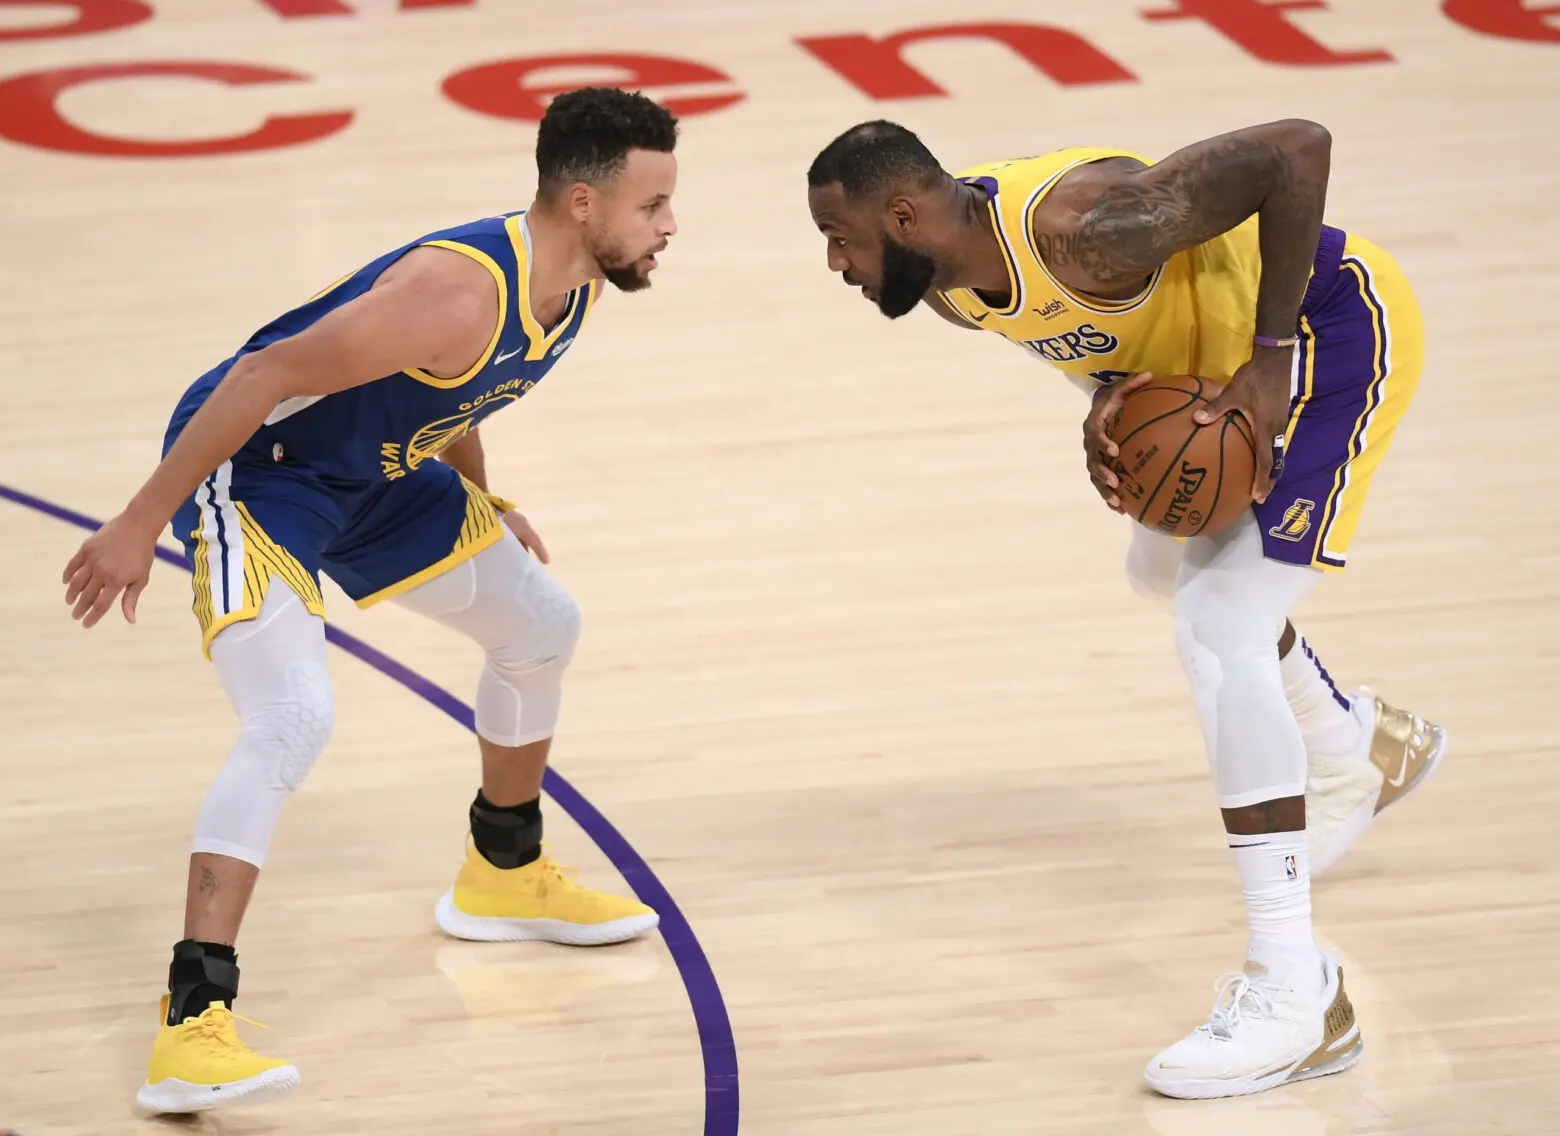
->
xmin=1269 ymin=499 xmax=1315 ymax=542
xmin=1284 ymin=854 xmax=1298 ymax=880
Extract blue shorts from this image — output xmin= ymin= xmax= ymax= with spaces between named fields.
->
xmin=167 ymin=439 xmax=506 ymax=657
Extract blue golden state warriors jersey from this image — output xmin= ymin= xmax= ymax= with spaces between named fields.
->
xmin=168 ymin=210 xmax=598 ymax=487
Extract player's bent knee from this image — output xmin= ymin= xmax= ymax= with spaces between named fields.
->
xmin=247 ymin=660 xmax=334 ymax=791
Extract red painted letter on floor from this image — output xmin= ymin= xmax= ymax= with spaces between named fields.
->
xmin=797 ymin=22 xmax=1135 ymax=98
xmin=0 ymin=62 xmax=353 ymax=158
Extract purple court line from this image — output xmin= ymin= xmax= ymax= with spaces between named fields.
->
xmin=2 ymin=481 xmax=739 ymax=1136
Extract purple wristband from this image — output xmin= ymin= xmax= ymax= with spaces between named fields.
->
xmin=1254 ymin=334 xmax=1300 ymax=349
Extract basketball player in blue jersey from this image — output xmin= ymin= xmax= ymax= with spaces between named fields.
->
xmin=60 ymin=86 xmax=678 ymax=1114
xmin=805 ymin=120 xmax=1447 ymax=1099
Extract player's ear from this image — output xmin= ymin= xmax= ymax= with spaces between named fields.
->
xmin=886 ymin=194 xmax=918 ymax=240
xmin=565 ymin=182 xmax=593 ymax=224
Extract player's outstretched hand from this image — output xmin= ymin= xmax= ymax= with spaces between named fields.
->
xmin=1193 ymin=350 xmax=1292 ymax=503
xmin=1082 ymin=371 xmax=1155 ymax=513
xmin=500 ymin=510 xmax=550 ymax=564
xmin=62 ymin=511 xmax=158 ymax=628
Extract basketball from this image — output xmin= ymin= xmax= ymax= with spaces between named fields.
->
xmin=1104 ymin=375 xmax=1257 ymax=538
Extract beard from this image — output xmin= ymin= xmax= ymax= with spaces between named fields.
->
xmin=591 ymin=230 xmax=654 ymax=293
xmin=876 ymin=233 xmax=939 ymax=319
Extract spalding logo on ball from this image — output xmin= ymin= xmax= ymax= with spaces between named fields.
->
xmin=1106 ymin=375 xmax=1257 ymax=538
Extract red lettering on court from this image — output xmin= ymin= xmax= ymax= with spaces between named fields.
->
xmin=252 ymin=0 xmax=352 ymax=15
xmin=252 ymin=0 xmax=472 ymax=13
xmin=1142 ymin=0 xmax=1392 ymax=65
xmin=443 ymin=53 xmax=743 ymax=123
xmin=796 ymin=23 xmax=1136 ymax=97
xmin=0 ymin=0 xmax=152 ymax=40
xmin=1442 ymin=0 xmax=1560 ymax=43
xmin=0 ymin=62 xmax=353 ymax=158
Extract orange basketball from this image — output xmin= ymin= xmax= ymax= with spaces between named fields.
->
xmin=1104 ymin=375 xmax=1257 ymax=538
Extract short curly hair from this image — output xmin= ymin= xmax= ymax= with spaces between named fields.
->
xmin=536 ymin=87 xmax=679 ymax=197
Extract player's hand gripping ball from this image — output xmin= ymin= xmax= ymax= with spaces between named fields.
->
xmin=1092 ymin=374 xmax=1257 ymax=538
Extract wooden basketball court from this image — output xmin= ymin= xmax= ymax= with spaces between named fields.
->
xmin=3 ymin=1 xmax=1558 ymax=1132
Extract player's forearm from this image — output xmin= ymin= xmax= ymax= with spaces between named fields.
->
xmin=438 ymin=428 xmax=488 ymax=491
xmin=1250 ymin=122 xmax=1331 ymax=341
xmin=120 ymin=356 xmax=291 ymax=534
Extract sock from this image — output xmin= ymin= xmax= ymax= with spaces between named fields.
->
xmin=1279 ymin=635 xmax=1363 ymax=757
xmin=167 ymin=940 xmax=239 ymax=1025
xmin=470 ymin=791 xmax=542 ymax=869
xmin=1228 ymin=830 xmax=1322 ymax=993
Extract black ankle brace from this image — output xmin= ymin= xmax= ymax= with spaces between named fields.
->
xmin=167 ymin=940 xmax=240 ymax=1025
xmin=470 ymin=792 xmax=543 ymax=869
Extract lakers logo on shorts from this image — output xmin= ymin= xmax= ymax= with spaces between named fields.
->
xmin=1269 ymin=498 xmax=1316 ymax=542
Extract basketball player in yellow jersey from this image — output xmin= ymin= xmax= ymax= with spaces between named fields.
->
xmin=806 ymin=120 xmax=1447 ymax=1099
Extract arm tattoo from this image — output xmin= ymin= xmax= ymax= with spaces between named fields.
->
xmin=1051 ymin=123 xmax=1330 ymax=338
xmin=1035 ymin=231 xmax=1080 ymax=267
xmin=200 ymin=867 xmax=221 ymax=897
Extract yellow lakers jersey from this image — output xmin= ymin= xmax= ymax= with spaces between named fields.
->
xmin=936 ymin=148 xmax=1266 ymax=393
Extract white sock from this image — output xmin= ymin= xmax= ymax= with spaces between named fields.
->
xmin=1279 ymin=635 xmax=1363 ymax=757
xmin=1228 ymin=830 xmax=1322 ymax=993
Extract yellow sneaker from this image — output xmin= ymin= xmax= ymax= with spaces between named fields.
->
xmin=435 ymin=844 xmax=659 ymax=946
xmin=136 ymin=996 xmax=299 ymax=1114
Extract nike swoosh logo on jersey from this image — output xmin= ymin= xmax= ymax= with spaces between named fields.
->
xmin=493 ymin=346 xmax=524 ymax=365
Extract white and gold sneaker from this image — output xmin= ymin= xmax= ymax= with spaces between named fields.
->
xmin=1307 ymin=687 xmax=1448 ymax=876
xmin=1144 ymin=952 xmax=1362 ymax=1100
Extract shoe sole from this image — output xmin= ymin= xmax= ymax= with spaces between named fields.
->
xmin=1144 ymin=1035 xmax=1364 ymax=1100
xmin=135 ymin=1064 xmax=300 ymax=1114
xmin=1312 ymin=722 xmax=1449 ymax=878
xmin=435 ymin=891 xmax=660 ymax=946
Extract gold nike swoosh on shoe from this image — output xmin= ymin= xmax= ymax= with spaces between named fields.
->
xmin=1368 ymin=697 xmax=1446 ymax=812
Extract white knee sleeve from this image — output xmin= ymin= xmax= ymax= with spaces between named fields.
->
xmin=1172 ymin=514 xmax=1321 ymax=809
xmin=394 ymin=531 xmax=580 ymax=747
xmin=1124 ymin=526 xmax=1183 ymax=611
xmin=197 ymin=580 xmax=334 ymax=867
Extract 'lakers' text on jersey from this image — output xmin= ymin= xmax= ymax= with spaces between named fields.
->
xmin=934 ymin=148 xmax=1268 ymax=395
xmin=167 ymin=210 xmax=598 ymax=487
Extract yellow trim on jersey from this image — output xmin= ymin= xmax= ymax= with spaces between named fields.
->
xmin=504 ymin=213 xmax=584 ymax=360
xmin=309 ymin=271 xmax=355 ymax=303
xmin=402 ymin=239 xmax=509 ymax=389
xmin=352 ymin=476 xmax=507 ymax=608
xmin=969 ymin=185 xmax=1024 ymax=318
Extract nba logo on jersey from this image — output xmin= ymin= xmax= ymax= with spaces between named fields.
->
xmin=1284 ymin=855 xmax=1298 ymax=881
xmin=1269 ymin=499 xmax=1315 ymax=542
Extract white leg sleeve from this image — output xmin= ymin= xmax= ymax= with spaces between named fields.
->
xmin=392 ymin=530 xmax=581 ymax=748
xmin=1123 ymin=525 xmax=1184 ymax=612
xmin=1171 ymin=513 xmax=1323 ymax=809
xmin=196 ymin=579 xmax=334 ymax=867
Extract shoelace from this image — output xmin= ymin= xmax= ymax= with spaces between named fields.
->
xmin=1203 ymin=973 xmax=1276 ymax=1041
xmin=534 ymin=854 xmax=581 ymax=890
xmin=190 ymin=1006 xmax=273 ymax=1051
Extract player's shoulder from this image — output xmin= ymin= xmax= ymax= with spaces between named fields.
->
xmin=954 ymin=148 xmax=1151 ymax=195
